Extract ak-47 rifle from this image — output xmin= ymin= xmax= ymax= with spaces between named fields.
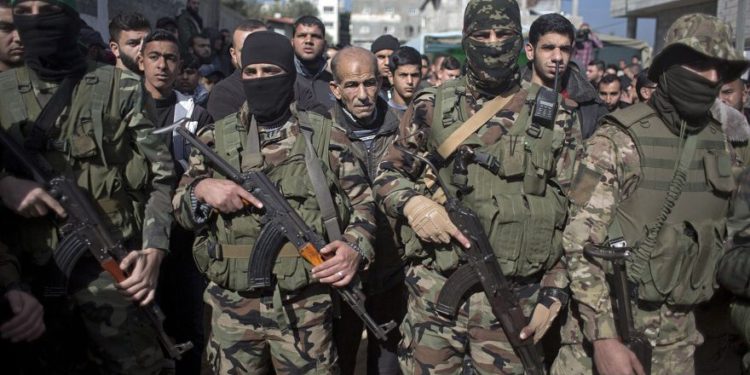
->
xmin=156 ymin=120 xmax=396 ymax=341
xmin=584 ymin=243 xmax=652 ymax=374
xmin=0 ymin=128 xmax=193 ymax=359
xmin=396 ymin=146 xmax=545 ymax=375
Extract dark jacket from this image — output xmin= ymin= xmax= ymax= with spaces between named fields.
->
xmin=331 ymin=98 xmax=403 ymax=294
xmin=206 ymin=70 xmax=244 ymax=121
xmin=294 ymin=57 xmax=336 ymax=113
xmin=522 ymin=62 xmax=608 ymax=139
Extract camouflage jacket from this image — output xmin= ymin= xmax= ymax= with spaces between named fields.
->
xmin=331 ymin=98 xmax=405 ymax=294
xmin=562 ymin=103 xmax=749 ymax=342
xmin=173 ymin=103 xmax=377 ymax=263
xmin=0 ymin=63 xmax=175 ymax=255
xmin=374 ymin=78 xmax=582 ymax=284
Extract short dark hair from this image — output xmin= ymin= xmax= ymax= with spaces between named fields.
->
xmin=235 ymin=19 xmax=267 ymax=33
xmin=606 ymin=63 xmax=618 ymax=72
xmin=156 ymin=17 xmax=178 ymax=30
xmin=142 ymin=29 xmax=180 ymax=53
xmin=528 ymin=13 xmax=575 ymax=46
xmin=0 ymin=0 xmax=11 ymax=8
xmin=588 ymin=59 xmax=605 ymax=71
xmin=293 ymin=15 xmax=325 ymax=36
xmin=635 ymin=69 xmax=655 ymax=101
xmin=598 ymin=74 xmax=621 ymax=89
xmin=109 ymin=12 xmax=151 ymax=43
xmin=388 ymin=46 xmax=421 ymax=72
xmin=421 ymin=54 xmax=430 ymax=65
xmin=441 ymin=56 xmax=461 ymax=71
xmin=181 ymin=54 xmax=202 ymax=71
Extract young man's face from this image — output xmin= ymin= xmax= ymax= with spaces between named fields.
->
xmin=587 ymin=64 xmax=602 ymax=83
xmin=176 ymin=65 xmax=200 ymax=94
xmin=437 ymin=67 xmax=461 ymax=83
xmin=139 ymin=40 xmax=180 ymax=95
xmin=389 ymin=64 xmax=421 ymax=104
xmin=110 ymin=28 xmax=149 ymax=73
xmin=230 ymin=27 xmax=266 ymax=69
xmin=524 ymin=32 xmax=571 ymax=87
xmin=191 ymin=36 xmax=211 ymax=60
xmin=292 ymin=24 xmax=325 ymax=62
xmin=374 ymin=49 xmax=394 ymax=78
xmin=0 ymin=6 xmax=23 ymax=70
xmin=187 ymin=0 xmax=200 ymax=12
xmin=599 ymin=80 xmax=622 ymax=111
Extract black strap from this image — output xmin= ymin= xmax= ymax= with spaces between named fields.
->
xmin=24 ymin=74 xmax=83 ymax=152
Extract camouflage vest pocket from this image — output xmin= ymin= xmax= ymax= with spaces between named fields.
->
xmin=275 ymin=257 xmax=313 ymax=292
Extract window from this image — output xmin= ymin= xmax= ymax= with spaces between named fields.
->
xmin=323 ymin=6 xmax=334 ymax=13
xmin=409 ymin=8 xmax=418 ymax=16
xmin=385 ymin=7 xmax=395 ymax=13
xmin=324 ymin=22 xmax=334 ymax=28
xmin=359 ymin=25 xmax=370 ymax=34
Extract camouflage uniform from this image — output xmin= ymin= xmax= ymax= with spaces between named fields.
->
xmin=551 ymin=14 xmax=750 ymax=375
xmin=374 ymin=1 xmax=583 ymax=373
xmin=173 ymin=103 xmax=376 ymax=374
xmin=0 ymin=60 xmax=175 ymax=373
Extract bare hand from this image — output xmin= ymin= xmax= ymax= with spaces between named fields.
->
xmin=311 ymin=240 xmax=361 ymax=287
xmin=194 ymin=178 xmax=263 ymax=214
xmin=1 ymin=290 xmax=45 ymax=342
xmin=593 ymin=338 xmax=646 ymax=375
xmin=0 ymin=176 xmax=66 ymax=218
xmin=117 ymin=248 xmax=166 ymax=306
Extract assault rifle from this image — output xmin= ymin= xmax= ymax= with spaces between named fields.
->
xmin=584 ymin=244 xmax=652 ymax=374
xmin=398 ymin=145 xmax=545 ymax=375
xmin=155 ymin=120 xmax=396 ymax=341
xmin=0 ymin=128 xmax=193 ymax=359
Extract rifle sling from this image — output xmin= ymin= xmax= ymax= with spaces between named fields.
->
xmin=436 ymin=92 xmax=513 ymax=159
xmin=24 ymin=74 xmax=83 ymax=153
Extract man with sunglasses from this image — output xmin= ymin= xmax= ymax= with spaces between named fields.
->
xmin=552 ymin=14 xmax=750 ymax=375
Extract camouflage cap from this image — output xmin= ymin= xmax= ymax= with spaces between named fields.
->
xmin=649 ymin=13 xmax=749 ymax=82
xmin=463 ymin=0 xmax=521 ymax=36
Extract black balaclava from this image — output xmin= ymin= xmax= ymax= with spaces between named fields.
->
xmin=650 ymin=64 xmax=721 ymax=136
xmin=241 ymin=31 xmax=296 ymax=127
xmin=462 ymin=0 xmax=523 ymax=98
xmin=14 ymin=1 xmax=86 ymax=81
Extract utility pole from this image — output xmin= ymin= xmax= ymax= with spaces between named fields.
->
xmin=571 ymin=0 xmax=579 ymax=17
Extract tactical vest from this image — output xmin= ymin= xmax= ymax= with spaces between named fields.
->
xmin=0 ymin=64 xmax=147 ymax=259
xmin=195 ymin=110 xmax=352 ymax=292
xmin=402 ymin=80 xmax=571 ymax=277
xmin=606 ymin=103 xmax=734 ymax=306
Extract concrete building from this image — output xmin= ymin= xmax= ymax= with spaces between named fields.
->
xmin=611 ymin=0 xmax=749 ymax=52
xmin=316 ymin=0 xmax=341 ymax=44
xmin=350 ymin=0 xmax=580 ymax=48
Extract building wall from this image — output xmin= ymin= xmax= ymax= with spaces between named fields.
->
xmin=350 ymin=0 xmax=425 ymax=47
xmin=717 ymin=0 xmax=750 ymax=49
xmin=316 ymin=0 xmax=340 ymax=44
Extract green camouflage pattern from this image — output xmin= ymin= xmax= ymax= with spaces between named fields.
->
xmin=650 ymin=13 xmax=750 ymax=81
xmin=203 ymin=281 xmax=337 ymax=374
xmin=730 ymin=300 xmax=750 ymax=373
xmin=72 ymin=269 xmax=165 ymax=374
xmin=398 ymin=264 xmax=534 ymax=374
xmin=462 ymin=0 xmax=523 ymax=97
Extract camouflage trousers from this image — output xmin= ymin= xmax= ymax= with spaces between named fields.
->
xmin=551 ymin=299 xmax=703 ymax=375
xmin=203 ymin=281 xmax=337 ymax=374
xmin=398 ymin=264 xmax=538 ymax=375
xmin=72 ymin=269 xmax=165 ymax=374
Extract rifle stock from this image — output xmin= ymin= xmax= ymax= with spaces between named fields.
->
xmin=0 ymin=128 xmax=193 ymax=360
xmin=159 ymin=121 xmax=397 ymax=342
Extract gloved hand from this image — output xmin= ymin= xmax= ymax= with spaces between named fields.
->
xmin=403 ymin=195 xmax=460 ymax=244
xmin=519 ymin=291 xmax=564 ymax=343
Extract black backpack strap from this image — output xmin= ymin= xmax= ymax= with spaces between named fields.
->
xmin=24 ymin=73 xmax=83 ymax=152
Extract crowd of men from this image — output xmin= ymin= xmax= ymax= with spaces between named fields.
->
xmin=2 ymin=0 xmax=750 ymax=375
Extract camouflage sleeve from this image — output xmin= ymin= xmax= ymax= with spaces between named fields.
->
xmin=119 ymin=74 xmax=176 ymax=251
xmin=0 ymin=240 xmax=20 ymax=289
xmin=373 ymin=92 xmax=435 ymax=218
xmin=329 ymin=128 xmax=377 ymax=263
xmin=172 ymin=127 xmax=216 ymax=231
xmin=563 ymin=123 xmax=641 ymax=341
